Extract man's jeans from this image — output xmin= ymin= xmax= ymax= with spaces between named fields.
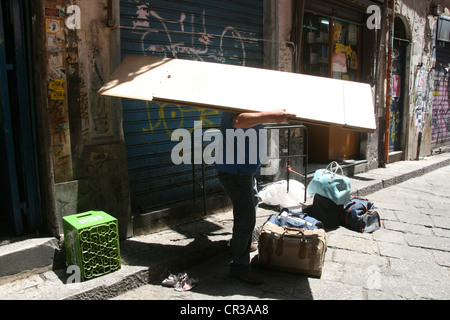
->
xmin=218 ymin=171 xmax=259 ymax=276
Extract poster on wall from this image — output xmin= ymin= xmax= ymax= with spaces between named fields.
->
xmin=414 ymin=66 xmax=431 ymax=130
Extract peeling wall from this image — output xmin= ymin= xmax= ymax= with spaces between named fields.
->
xmin=43 ymin=0 xmax=73 ymax=183
xmin=76 ymin=1 xmax=114 ymax=141
xmin=395 ymin=0 xmax=445 ymax=159
xmin=67 ymin=0 xmax=131 ymax=239
xmin=277 ymin=0 xmax=294 ymax=72
xmin=263 ymin=0 xmax=294 ymax=72
xmin=33 ymin=0 xmax=131 ymax=238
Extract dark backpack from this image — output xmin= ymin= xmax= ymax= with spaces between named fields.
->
xmin=342 ymin=196 xmax=381 ymax=233
xmin=306 ymin=194 xmax=344 ymax=229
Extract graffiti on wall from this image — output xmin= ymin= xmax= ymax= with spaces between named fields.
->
xmin=431 ymin=68 xmax=450 ymax=147
xmin=389 ymin=106 xmax=402 ymax=149
xmin=142 ymin=102 xmax=219 ymax=137
xmin=89 ymin=59 xmax=112 ymax=137
xmin=78 ymin=54 xmax=112 ymax=140
xmin=124 ymin=3 xmax=261 ymax=135
xmin=413 ymin=66 xmax=433 ymax=131
xmin=77 ymin=2 xmax=113 ymax=140
xmin=120 ymin=1 xmax=264 ymax=209
xmin=129 ymin=4 xmax=259 ymax=67
xmin=45 ymin=3 xmax=73 ymax=182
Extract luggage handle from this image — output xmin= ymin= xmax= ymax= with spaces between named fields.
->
xmin=325 ymin=161 xmax=344 ymax=175
xmin=320 ymin=161 xmax=345 ymax=183
xmin=283 ymin=226 xmax=304 ymax=234
xmin=282 ymin=227 xmax=307 ymax=240
xmin=282 ymin=227 xmax=320 ymax=241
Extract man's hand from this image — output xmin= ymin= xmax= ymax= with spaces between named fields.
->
xmin=269 ymin=109 xmax=297 ymax=124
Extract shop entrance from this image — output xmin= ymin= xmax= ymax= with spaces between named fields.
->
xmin=302 ymin=12 xmax=363 ymax=163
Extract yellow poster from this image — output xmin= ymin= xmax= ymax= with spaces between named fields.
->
xmin=49 ymin=79 xmax=65 ymax=100
xmin=49 ymin=79 xmax=63 ymax=90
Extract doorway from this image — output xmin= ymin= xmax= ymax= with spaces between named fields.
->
xmin=0 ymin=0 xmax=41 ymax=237
xmin=389 ymin=40 xmax=406 ymax=152
xmin=388 ymin=16 xmax=410 ymax=160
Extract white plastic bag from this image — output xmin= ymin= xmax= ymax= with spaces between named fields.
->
xmin=259 ymin=180 xmax=305 ymax=207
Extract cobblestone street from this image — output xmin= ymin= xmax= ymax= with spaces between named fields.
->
xmin=113 ymin=164 xmax=450 ymax=301
xmin=1 ymin=156 xmax=449 ymax=303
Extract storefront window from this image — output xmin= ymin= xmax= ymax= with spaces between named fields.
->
xmin=332 ymin=19 xmax=360 ymax=81
xmin=302 ymin=14 xmax=360 ymax=81
xmin=301 ymin=13 xmax=363 ymax=163
xmin=303 ymin=14 xmax=330 ymax=77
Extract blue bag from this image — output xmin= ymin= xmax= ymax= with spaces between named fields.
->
xmin=342 ymin=196 xmax=381 ymax=233
xmin=306 ymin=161 xmax=351 ymax=205
xmin=267 ymin=208 xmax=323 ymax=230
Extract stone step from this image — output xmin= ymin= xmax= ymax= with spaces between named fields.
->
xmin=0 ymin=237 xmax=61 ymax=285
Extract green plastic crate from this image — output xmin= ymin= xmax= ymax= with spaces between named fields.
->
xmin=62 ymin=211 xmax=121 ymax=281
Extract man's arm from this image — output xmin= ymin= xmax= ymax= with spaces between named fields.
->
xmin=232 ymin=109 xmax=296 ymax=129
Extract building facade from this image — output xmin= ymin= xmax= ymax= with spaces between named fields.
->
xmin=1 ymin=0 xmax=449 ymax=240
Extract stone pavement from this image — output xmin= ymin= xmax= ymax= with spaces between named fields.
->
xmin=0 ymin=152 xmax=449 ymax=300
xmin=113 ymin=159 xmax=450 ymax=301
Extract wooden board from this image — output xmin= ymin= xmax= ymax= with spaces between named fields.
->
xmin=99 ymin=55 xmax=376 ymax=132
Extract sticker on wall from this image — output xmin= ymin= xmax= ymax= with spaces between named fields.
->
xmin=46 ymin=16 xmax=65 ymax=50
xmin=47 ymin=34 xmax=65 ymax=48
xmin=44 ymin=8 xmax=61 ymax=18
xmin=46 ymin=19 xmax=61 ymax=34
xmin=49 ymin=79 xmax=63 ymax=90
xmin=49 ymin=79 xmax=65 ymax=100
xmin=51 ymin=90 xmax=65 ymax=100
xmin=413 ymin=67 xmax=432 ymax=130
xmin=49 ymin=52 xmax=63 ymax=67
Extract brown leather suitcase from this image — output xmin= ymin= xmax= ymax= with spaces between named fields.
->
xmin=258 ymin=221 xmax=327 ymax=277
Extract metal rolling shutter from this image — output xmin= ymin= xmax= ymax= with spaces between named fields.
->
xmin=432 ymin=43 xmax=450 ymax=149
xmin=119 ymin=0 xmax=263 ymax=212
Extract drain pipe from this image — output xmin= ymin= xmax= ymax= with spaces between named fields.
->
xmin=384 ymin=0 xmax=395 ymax=164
